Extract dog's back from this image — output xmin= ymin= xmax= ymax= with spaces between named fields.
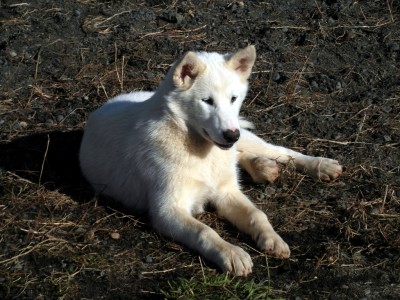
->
xmin=79 ymin=92 xmax=165 ymax=212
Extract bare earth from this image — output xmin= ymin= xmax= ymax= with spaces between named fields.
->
xmin=0 ymin=1 xmax=399 ymax=299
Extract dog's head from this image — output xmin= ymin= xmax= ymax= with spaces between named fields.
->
xmin=167 ymin=46 xmax=256 ymax=150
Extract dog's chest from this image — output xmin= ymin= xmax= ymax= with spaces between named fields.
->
xmin=192 ymin=147 xmax=237 ymax=188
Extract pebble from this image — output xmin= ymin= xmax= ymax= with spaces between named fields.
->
xmin=389 ymin=42 xmax=399 ymax=51
xmin=19 ymin=121 xmax=28 ymax=128
xmin=110 ymin=232 xmax=120 ymax=240
xmin=162 ymin=11 xmax=184 ymax=24
xmin=143 ymin=71 xmax=155 ymax=79
xmin=264 ymin=186 xmax=276 ymax=197
xmin=371 ymin=207 xmax=380 ymax=214
xmin=9 ymin=50 xmax=17 ymax=57
xmin=272 ymin=72 xmax=281 ymax=82
xmin=75 ymin=227 xmax=86 ymax=234
xmin=56 ymin=115 xmax=64 ymax=123
xmin=311 ymin=80 xmax=319 ymax=89
xmin=24 ymin=52 xmax=33 ymax=60
xmin=257 ymin=194 xmax=266 ymax=200
xmin=383 ymin=135 xmax=391 ymax=142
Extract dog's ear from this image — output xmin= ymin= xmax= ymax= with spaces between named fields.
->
xmin=226 ymin=45 xmax=256 ymax=81
xmin=173 ymin=52 xmax=206 ymax=90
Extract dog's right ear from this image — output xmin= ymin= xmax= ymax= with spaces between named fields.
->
xmin=173 ymin=52 xmax=206 ymax=90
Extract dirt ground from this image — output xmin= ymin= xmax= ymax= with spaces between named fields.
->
xmin=1 ymin=0 xmax=399 ymax=299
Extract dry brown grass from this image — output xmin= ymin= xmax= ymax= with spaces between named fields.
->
xmin=1 ymin=0 xmax=399 ymax=299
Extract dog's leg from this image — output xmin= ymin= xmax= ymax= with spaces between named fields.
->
xmin=237 ymin=129 xmax=342 ymax=182
xmin=214 ymin=189 xmax=290 ymax=258
xmin=150 ymin=207 xmax=253 ymax=276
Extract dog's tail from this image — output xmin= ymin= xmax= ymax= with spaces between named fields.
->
xmin=239 ymin=117 xmax=255 ymax=130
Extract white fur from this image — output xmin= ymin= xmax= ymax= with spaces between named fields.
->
xmin=79 ymin=46 xmax=342 ymax=276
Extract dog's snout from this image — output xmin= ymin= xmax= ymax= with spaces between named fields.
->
xmin=223 ymin=129 xmax=240 ymax=143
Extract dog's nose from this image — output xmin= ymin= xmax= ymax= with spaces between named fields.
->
xmin=222 ymin=129 xmax=240 ymax=143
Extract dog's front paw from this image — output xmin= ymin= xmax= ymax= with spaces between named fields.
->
xmin=307 ymin=157 xmax=343 ymax=181
xmin=257 ymin=230 xmax=290 ymax=259
xmin=251 ymin=157 xmax=280 ymax=183
xmin=218 ymin=243 xmax=253 ymax=276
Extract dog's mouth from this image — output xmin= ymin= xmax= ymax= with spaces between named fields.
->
xmin=203 ymin=129 xmax=234 ymax=150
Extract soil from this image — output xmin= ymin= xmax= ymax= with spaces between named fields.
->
xmin=1 ymin=0 xmax=399 ymax=299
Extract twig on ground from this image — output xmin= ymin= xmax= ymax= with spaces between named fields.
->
xmin=38 ymin=134 xmax=50 ymax=185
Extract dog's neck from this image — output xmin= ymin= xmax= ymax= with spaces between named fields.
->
xmin=161 ymin=115 xmax=216 ymax=159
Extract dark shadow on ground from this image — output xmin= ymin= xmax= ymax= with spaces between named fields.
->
xmin=0 ymin=130 xmax=93 ymax=202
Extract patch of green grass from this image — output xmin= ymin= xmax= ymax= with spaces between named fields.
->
xmin=161 ymin=271 xmax=283 ymax=300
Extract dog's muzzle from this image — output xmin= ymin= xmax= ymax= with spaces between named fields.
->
xmin=203 ymin=129 xmax=237 ymax=150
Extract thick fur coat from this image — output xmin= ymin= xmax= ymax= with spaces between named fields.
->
xmin=79 ymin=46 xmax=342 ymax=276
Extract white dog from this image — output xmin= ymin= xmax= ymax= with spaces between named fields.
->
xmin=79 ymin=46 xmax=342 ymax=276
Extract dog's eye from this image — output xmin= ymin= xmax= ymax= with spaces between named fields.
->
xmin=231 ymin=96 xmax=238 ymax=103
xmin=201 ymin=97 xmax=214 ymax=105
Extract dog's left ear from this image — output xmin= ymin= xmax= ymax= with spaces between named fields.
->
xmin=173 ymin=52 xmax=206 ymax=90
xmin=226 ymin=45 xmax=256 ymax=81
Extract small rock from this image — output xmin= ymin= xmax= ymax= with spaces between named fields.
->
xmin=143 ymin=71 xmax=155 ymax=79
xmin=371 ymin=207 xmax=380 ymax=214
xmin=9 ymin=50 xmax=17 ymax=57
xmin=162 ymin=11 xmax=184 ymax=24
xmin=56 ymin=115 xmax=64 ymax=123
xmin=272 ymin=72 xmax=281 ymax=82
xmin=264 ymin=186 xmax=276 ymax=197
xmin=383 ymin=135 xmax=391 ymax=142
xmin=381 ymin=106 xmax=392 ymax=113
xmin=75 ymin=226 xmax=86 ymax=234
xmin=24 ymin=52 xmax=33 ymax=60
xmin=110 ymin=232 xmax=120 ymax=240
xmin=389 ymin=42 xmax=399 ymax=52
xmin=19 ymin=121 xmax=28 ymax=128
xmin=311 ymin=80 xmax=319 ymax=89
xmin=328 ymin=17 xmax=335 ymax=25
